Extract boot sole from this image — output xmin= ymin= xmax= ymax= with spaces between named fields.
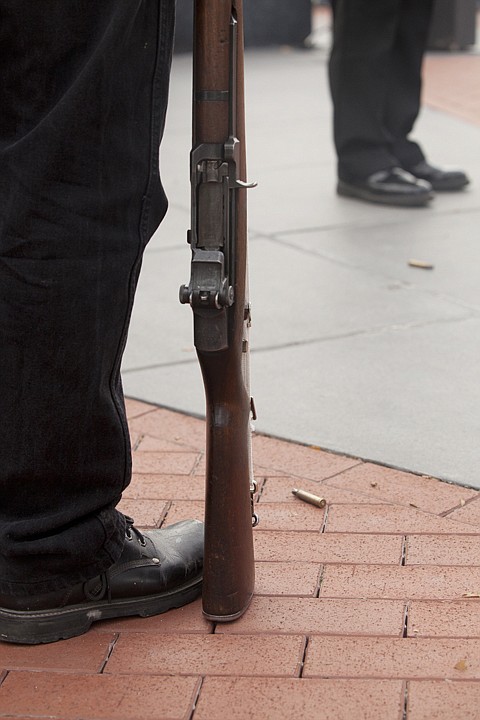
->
xmin=0 ymin=576 xmax=202 ymax=645
xmin=430 ymin=179 xmax=469 ymax=192
xmin=337 ymin=180 xmax=434 ymax=207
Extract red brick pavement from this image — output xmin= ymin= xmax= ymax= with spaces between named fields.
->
xmin=2 ymin=399 xmax=480 ymax=719
xmin=423 ymin=53 xmax=480 ymax=127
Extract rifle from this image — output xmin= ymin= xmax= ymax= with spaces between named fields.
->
xmin=179 ymin=0 xmax=257 ymax=621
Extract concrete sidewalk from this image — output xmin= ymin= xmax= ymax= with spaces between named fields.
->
xmin=122 ymin=12 xmax=480 ymax=489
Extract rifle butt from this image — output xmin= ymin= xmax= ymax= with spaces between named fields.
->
xmin=199 ymin=352 xmax=255 ymax=621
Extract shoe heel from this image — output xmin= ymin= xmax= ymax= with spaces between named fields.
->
xmin=0 ymin=607 xmax=93 ymax=645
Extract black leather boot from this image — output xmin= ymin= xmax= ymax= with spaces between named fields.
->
xmin=0 ymin=518 xmax=203 ymax=644
xmin=337 ymin=167 xmax=434 ymax=207
xmin=406 ymin=161 xmax=470 ymax=192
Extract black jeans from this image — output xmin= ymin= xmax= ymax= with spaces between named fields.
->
xmin=0 ymin=1 xmax=175 ymax=596
xmin=329 ymin=0 xmax=434 ymax=181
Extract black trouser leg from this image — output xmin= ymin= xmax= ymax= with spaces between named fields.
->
xmin=329 ymin=0 xmax=433 ymax=181
xmin=0 ymin=0 xmax=174 ymax=596
xmin=385 ymin=0 xmax=434 ymax=167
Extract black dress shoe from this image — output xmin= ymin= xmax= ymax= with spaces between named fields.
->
xmin=0 ymin=518 xmax=203 ymax=644
xmin=406 ymin=160 xmax=470 ymax=191
xmin=337 ymin=167 xmax=434 ymax=207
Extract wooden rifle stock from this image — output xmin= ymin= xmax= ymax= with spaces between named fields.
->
xmin=179 ymin=0 xmax=257 ymax=621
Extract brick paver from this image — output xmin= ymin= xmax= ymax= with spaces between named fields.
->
xmin=215 ymin=597 xmax=405 ymax=637
xmin=162 ymin=499 xmax=205 ymax=525
xmin=446 ymin=500 xmax=480 ymax=529
xmin=408 ymin=601 xmax=480 ymax=638
xmin=304 ymin=637 xmax=480 ymax=680
xmin=132 ymin=450 xmax=199 ymax=475
xmin=406 ymin=534 xmax=480 ymax=565
xmin=0 ymin=672 xmax=201 ymax=720
xmin=408 ymin=681 xmax=480 ymax=719
xmin=194 ymin=678 xmax=405 ymax=720
xmin=254 ymin=561 xmax=321 ymax=596
xmin=253 ymin=530 xmax=404 ymax=564
xmin=0 ymin=633 xmax=115 ymax=673
xmin=124 ymin=473 xmax=205 ymax=500
xmin=320 ymin=565 xmax=480 ymax=600
xmin=104 ymin=633 xmax=306 ymax=678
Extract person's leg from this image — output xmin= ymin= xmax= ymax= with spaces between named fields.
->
xmin=329 ymin=0 xmax=402 ymax=181
xmin=0 ymin=1 xmax=174 ymax=595
xmin=328 ymin=0 xmax=434 ymax=205
xmin=384 ymin=0 xmax=434 ymax=167
xmin=384 ymin=0 xmax=469 ymax=191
